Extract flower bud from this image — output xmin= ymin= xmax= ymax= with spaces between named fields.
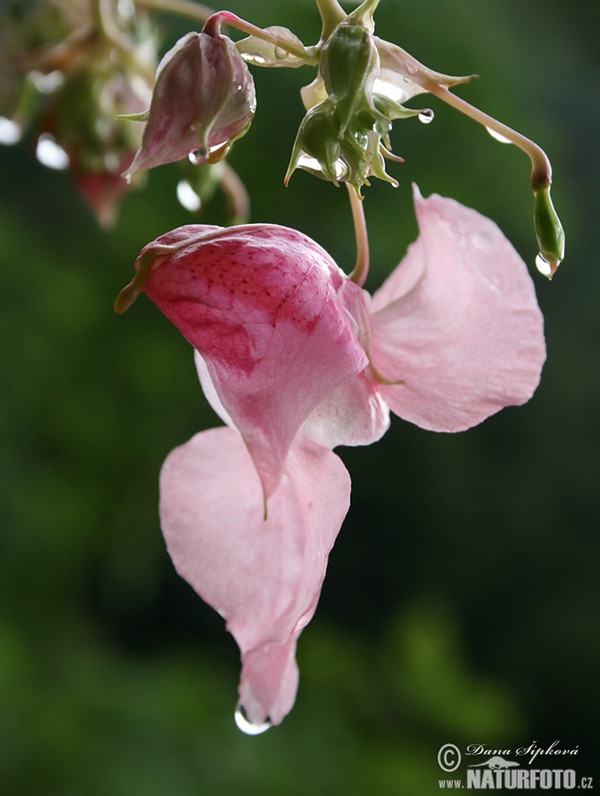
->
xmin=124 ymin=30 xmax=256 ymax=181
xmin=320 ymin=23 xmax=380 ymax=133
xmin=533 ymin=185 xmax=565 ymax=279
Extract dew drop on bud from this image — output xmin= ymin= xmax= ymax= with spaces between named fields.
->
xmin=36 ymin=133 xmax=69 ymax=170
xmin=418 ymin=109 xmax=435 ymax=125
xmin=535 ymin=252 xmax=555 ymax=279
xmin=234 ymin=706 xmax=272 ymax=736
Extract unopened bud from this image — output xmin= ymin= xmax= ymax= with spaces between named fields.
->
xmin=533 ymin=185 xmax=565 ymax=279
xmin=124 ymin=30 xmax=256 ymax=181
xmin=320 ymin=23 xmax=379 ymax=133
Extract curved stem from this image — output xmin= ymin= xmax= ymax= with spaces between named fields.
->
xmin=347 ymin=185 xmax=370 ymax=286
xmin=205 ymin=11 xmax=313 ymax=61
xmin=424 ymin=83 xmax=552 ymax=190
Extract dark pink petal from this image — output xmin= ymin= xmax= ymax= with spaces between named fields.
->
xmin=159 ymin=426 xmax=351 ymax=727
xmin=124 ymin=31 xmax=255 ymax=180
xmin=142 ymin=224 xmax=367 ymax=496
xmin=369 ymin=188 xmax=546 ymax=431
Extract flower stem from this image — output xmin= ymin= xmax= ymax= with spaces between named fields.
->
xmin=347 ymin=185 xmax=370 ymax=286
xmin=204 ymin=11 xmax=312 ymax=61
xmin=424 ymin=83 xmax=552 ymax=190
xmin=220 ymin=162 xmax=251 ymax=225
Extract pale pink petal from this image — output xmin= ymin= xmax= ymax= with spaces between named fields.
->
xmin=143 ymin=224 xmax=367 ymax=497
xmin=368 ymin=187 xmax=546 ymax=431
xmin=197 ymin=347 xmax=390 ymax=450
xmin=159 ymin=426 xmax=351 ymax=726
xmin=303 ymin=373 xmax=390 ymax=448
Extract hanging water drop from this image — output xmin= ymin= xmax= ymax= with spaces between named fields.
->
xmin=418 ymin=109 xmax=435 ymax=125
xmin=234 ymin=706 xmax=272 ymax=736
xmin=485 ymin=126 xmax=512 ymax=144
xmin=188 ymin=149 xmax=206 ymax=166
xmin=535 ymin=252 xmax=555 ymax=279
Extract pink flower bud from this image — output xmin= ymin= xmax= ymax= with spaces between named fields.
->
xmin=124 ymin=31 xmax=256 ymax=181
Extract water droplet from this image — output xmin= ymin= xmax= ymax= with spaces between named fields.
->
xmin=0 ymin=117 xmax=22 ymax=145
xmin=296 ymin=154 xmax=348 ymax=181
xmin=235 ymin=83 xmax=243 ymax=92
xmin=36 ymin=133 xmax=69 ymax=170
xmin=176 ymin=180 xmax=202 ymax=212
xmin=188 ymin=149 xmax=206 ymax=166
xmin=535 ymin=252 xmax=555 ymax=279
xmin=274 ymin=46 xmax=288 ymax=61
xmin=234 ymin=706 xmax=272 ymax=736
xmin=241 ymin=54 xmax=266 ymax=66
xmin=418 ymin=109 xmax=435 ymax=125
xmin=485 ymin=126 xmax=512 ymax=145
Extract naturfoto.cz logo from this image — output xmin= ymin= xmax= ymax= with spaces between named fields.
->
xmin=436 ymin=741 xmax=593 ymax=790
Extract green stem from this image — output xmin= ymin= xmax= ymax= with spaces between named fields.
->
xmin=347 ymin=185 xmax=370 ymax=285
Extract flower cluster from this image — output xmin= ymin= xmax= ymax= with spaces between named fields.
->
xmin=5 ymin=0 xmax=564 ymax=732
xmin=117 ymin=187 xmax=545 ymax=728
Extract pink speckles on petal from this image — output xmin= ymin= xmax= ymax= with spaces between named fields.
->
xmin=143 ymin=224 xmax=367 ymax=496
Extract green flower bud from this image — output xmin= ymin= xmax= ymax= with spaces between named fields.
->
xmin=533 ymin=185 xmax=565 ymax=279
xmin=320 ymin=23 xmax=380 ymax=133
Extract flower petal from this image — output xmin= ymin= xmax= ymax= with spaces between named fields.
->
xmin=159 ymin=426 xmax=351 ymax=726
xmin=143 ymin=224 xmax=367 ymax=497
xmin=369 ymin=187 xmax=546 ymax=431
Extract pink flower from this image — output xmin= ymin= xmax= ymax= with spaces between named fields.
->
xmin=128 ymin=188 xmax=545 ymax=728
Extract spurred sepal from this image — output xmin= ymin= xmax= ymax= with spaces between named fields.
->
xmin=133 ymin=223 xmax=367 ymax=498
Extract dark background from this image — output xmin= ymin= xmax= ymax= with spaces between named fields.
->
xmin=1 ymin=0 xmax=598 ymax=792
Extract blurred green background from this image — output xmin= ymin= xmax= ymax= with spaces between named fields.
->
xmin=1 ymin=0 xmax=598 ymax=793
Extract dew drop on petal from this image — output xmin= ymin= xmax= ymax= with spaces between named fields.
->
xmin=234 ymin=706 xmax=272 ymax=736
xmin=485 ymin=126 xmax=512 ymax=144
xmin=176 ymin=179 xmax=202 ymax=212
xmin=0 ymin=117 xmax=22 ymax=145
xmin=274 ymin=46 xmax=288 ymax=61
xmin=418 ymin=109 xmax=435 ymax=125
xmin=241 ymin=54 xmax=267 ymax=66
xmin=36 ymin=133 xmax=69 ymax=170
